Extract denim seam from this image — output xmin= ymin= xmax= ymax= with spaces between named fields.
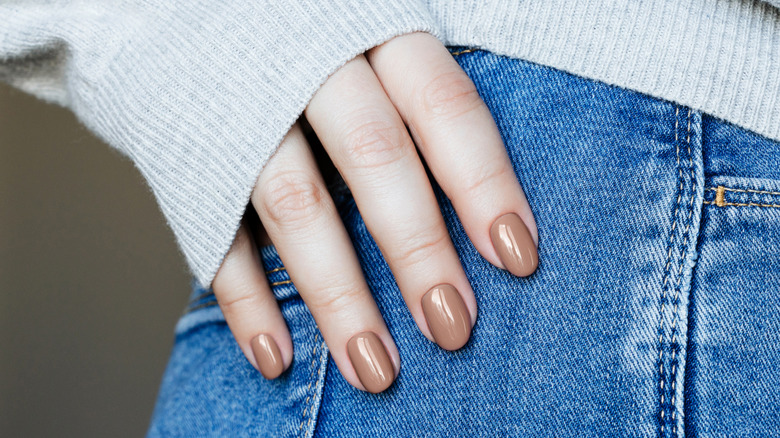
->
xmin=705 ymin=186 xmax=780 ymax=196
xmin=297 ymin=333 xmax=321 ymax=437
xmin=670 ymin=108 xmax=696 ymax=438
xmin=657 ymin=107 xmax=685 ymax=438
xmin=306 ymin=340 xmax=328 ymax=437
xmin=702 ymin=200 xmax=780 ymax=208
xmin=298 ymin=334 xmax=327 ymax=438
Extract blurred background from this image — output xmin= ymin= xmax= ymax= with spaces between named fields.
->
xmin=1 ymin=83 xmax=190 ymax=436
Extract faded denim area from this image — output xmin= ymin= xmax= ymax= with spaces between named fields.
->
xmin=148 ymin=49 xmax=780 ymax=437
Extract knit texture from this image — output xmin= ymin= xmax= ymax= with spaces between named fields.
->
xmin=0 ymin=0 xmax=440 ymax=287
xmin=429 ymin=0 xmax=780 ymax=142
xmin=2 ymin=0 xmax=779 ymax=287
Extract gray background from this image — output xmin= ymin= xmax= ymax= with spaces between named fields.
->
xmin=1 ymin=83 xmax=190 ymax=436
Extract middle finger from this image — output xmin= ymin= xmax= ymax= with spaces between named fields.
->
xmin=304 ymin=55 xmax=476 ymax=351
xmin=253 ymin=123 xmax=399 ymax=393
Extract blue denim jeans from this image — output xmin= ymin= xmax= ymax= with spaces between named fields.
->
xmin=148 ymin=47 xmax=780 ymax=437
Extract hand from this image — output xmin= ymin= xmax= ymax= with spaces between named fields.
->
xmin=211 ymin=32 xmax=539 ymax=393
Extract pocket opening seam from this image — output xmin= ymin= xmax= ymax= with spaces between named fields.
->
xmin=703 ymin=200 xmax=780 ymax=208
xmin=705 ymin=186 xmax=780 ymax=196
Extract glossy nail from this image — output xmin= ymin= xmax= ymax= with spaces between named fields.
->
xmin=347 ymin=331 xmax=395 ymax=393
xmin=251 ymin=334 xmax=285 ymax=379
xmin=422 ymin=284 xmax=472 ymax=350
xmin=490 ymin=212 xmax=538 ymax=277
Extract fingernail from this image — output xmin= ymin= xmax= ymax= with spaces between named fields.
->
xmin=347 ymin=331 xmax=396 ymax=393
xmin=490 ymin=212 xmax=539 ymax=277
xmin=251 ymin=334 xmax=285 ymax=379
xmin=422 ymin=284 xmax=472 ymax=350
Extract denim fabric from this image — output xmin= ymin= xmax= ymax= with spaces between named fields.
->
xmin=147 ymin=48 xmax=780 ymax=437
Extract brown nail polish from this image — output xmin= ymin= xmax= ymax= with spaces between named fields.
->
xmin=490 ymin=212 xmax=539 ymax=277
xmin=422 ymin=284 xmax=472 ymax=351
xmin=347 ymin=331 xmax=395 ymax=393
xmin=251 ymin=334 xmax=285 ymax=379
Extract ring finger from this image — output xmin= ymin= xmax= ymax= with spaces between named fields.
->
xmin=253 ymin=122 xmax=400 ymax=393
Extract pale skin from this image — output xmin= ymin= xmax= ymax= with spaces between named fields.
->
xmin=212 ymin=32 xmax=539 ymax=392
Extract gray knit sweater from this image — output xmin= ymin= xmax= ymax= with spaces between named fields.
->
xmin=2 ymin=0 xmax=778 ymax=287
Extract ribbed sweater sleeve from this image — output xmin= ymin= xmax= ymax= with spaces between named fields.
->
xmin=0 ymin=0 xmax=440 ymax=287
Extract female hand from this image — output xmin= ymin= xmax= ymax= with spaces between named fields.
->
xmin=211 ymin=32 xmax=539 ymax=393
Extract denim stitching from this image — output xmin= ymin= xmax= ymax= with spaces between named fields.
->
xmin=271 ymin=279 xmax=293 ymax=287
xmin=304 ymin=340 xmax=328 ymax=436
xmin=703 ymin=200 xmax=780 ymax=208
xmin=265 ymin=267 xmax=286 ymax=274
xmin=670 ymin=109 xmax=695 ymax=437
xmin=450 ymin=48 xmax=478 ymax=56
xmin=658 ymin=107 xmax=684 ymax=437
xmin=705 ymin=186 xmax=780 ymax=196
xmin=298 ymin=333 xmax=323 ymax=438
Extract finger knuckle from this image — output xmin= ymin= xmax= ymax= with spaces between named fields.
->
xmin=393 ymin=224 xmax=450 ymax=269
xmin=463 ymin=163 xmax=515 ymax=196
xmin=260 ymin=172 xmax=326 ymax=224
xmin=217 ymin=287 xmax=265 ymax=317
xmin=419 ymin=69 xmax=483 ymax=120
xmin=308 ymin=281 xmax=365 ymax=314
xmin=341 ymin=118 xmax=410 ymax=170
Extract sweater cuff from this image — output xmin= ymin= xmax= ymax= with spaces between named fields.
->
xmin=71 ymin=1 xmax=441 ymax=287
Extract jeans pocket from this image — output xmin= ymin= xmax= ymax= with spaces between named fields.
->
xmin=317 ymin=48 xmax=686 ymax=437
xmin=686 ymin=174 xmax=780 ymax=436
xmin=148 ymin=245 xmax=329 ymax=438
xmin=171 ymin=280 xmax=223 ymax=337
